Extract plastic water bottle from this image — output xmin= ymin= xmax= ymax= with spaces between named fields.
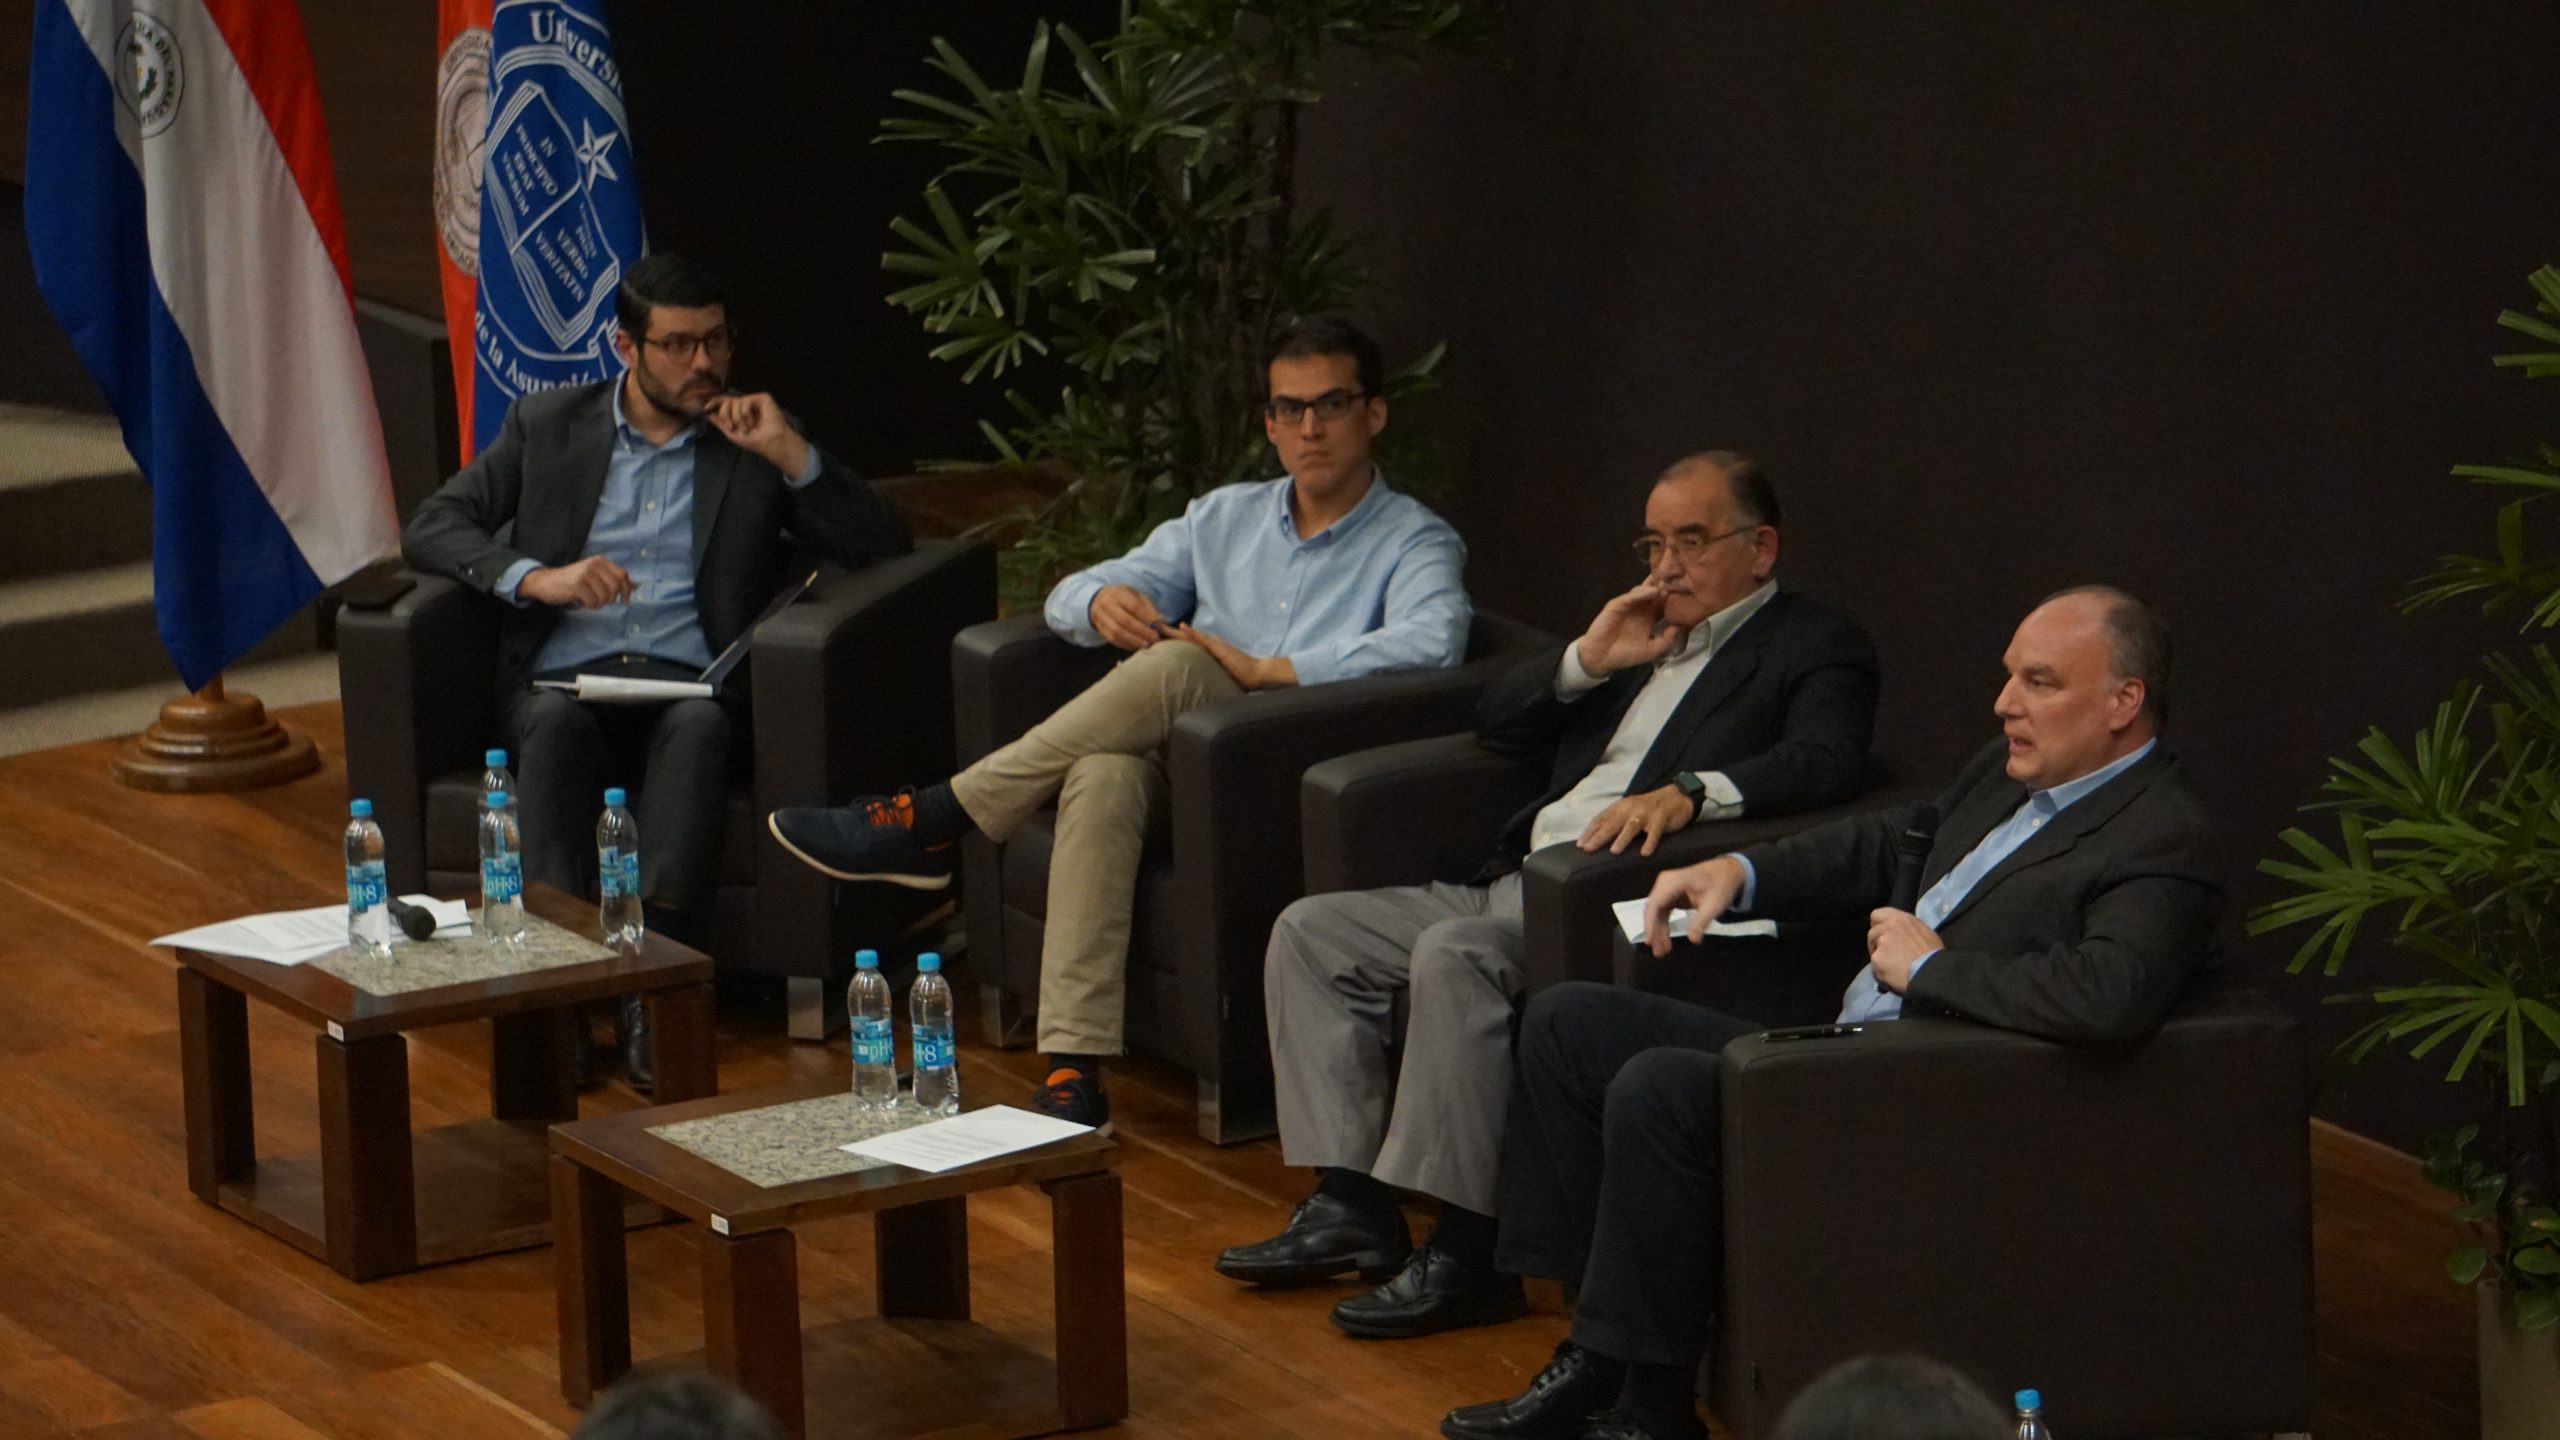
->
xmin=596 ymin=787 xmax=643 ymax=952
xmin=344 ymin=798 xmax=391 ymax=959
xmin=479 ymin=790 xmax=527 ymax=945
xmin=2013 ymin=1389 xmax=2053 ymax=1440
xmin=909 ymin=951 xmax=958 ymax=1115
xmin=848 ymin=949 xmax=898 ymax=1108
xmin=482 ymin=748 xmax=515 ymax=816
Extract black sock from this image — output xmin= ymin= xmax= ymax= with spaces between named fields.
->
xmin=910 ymin=782 xmax=974 ymax=847
xmin=1046 ymin=1053 xmax=1104 ymax=1080
xmin=1615 ymin=1362 xmax=1707 ymax=1437
xmin=1315 ymin=1167 xmax=1394 ymax=1212
xmin=1427 ymin=1204 xmax=1498 ymax=1268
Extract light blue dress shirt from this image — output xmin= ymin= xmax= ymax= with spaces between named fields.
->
xmin=497 ymin=382 xmax=823 ymax=676
xmin=1042 ymin=471 xmax=1470 ymax=685
xmin=1827 ymin=738 xmax=2158 ymax=1022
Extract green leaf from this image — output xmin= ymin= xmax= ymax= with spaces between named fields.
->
xmin=2449 ymin=1247 xmax=2492 ymax=1285
xmin=2511 ymin=1245 xmax=2560 ymax=1276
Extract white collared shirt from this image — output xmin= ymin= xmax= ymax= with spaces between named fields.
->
xmin=1526 ymin=581 xmax=1777 ymax=851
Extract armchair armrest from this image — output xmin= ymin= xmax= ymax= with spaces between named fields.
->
xmin=750 ymin=539 xmax=996 ymax=809
xmin=1301 ymin=733 xmax=1547 ymax=894
xmin=1712 ymin=988 xmax=2310 ymax=1438
xmin=336 ymin=572 xmax=498 ymax=892
xmin=951 ymin=614 xmax=1120 ymax=765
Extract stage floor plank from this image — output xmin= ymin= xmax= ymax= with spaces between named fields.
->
xmin=0 ymin=703 xmax=2475 ymax=1438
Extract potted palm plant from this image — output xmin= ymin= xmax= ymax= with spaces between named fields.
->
xmin=2253 ymin=266 xmax=2560 ymax=1439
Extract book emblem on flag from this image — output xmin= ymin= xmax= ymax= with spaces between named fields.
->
xmin=472 ymin=0 xmax=642 ymax=409
xmin=114 ymin=13 xmax=184 ymax=137
xmin=434 ymin=25 xmax=491 ymax=275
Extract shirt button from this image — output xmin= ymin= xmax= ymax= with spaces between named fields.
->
xmin=645 ymin=501 xmax=658 ymax=510
xmin=639 ymin=548 xmax=649 ymax=558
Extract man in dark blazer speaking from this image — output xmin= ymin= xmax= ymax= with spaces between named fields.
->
xmin=402 ymin=254 xmax=910 ymax=1087
xmin=1219 ymin=452 xmax=1879 ymax=1340
xmin=1441 ymin=585 xmax=2219 ymax=1440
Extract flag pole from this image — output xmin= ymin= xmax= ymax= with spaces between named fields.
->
xmin=112 ymin=671 xmax=319 ymax=793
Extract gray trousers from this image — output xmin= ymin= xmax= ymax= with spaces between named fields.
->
xmin=1265 ymin=873 xmax=1527 ymax=1215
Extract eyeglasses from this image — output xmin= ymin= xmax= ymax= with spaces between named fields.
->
xmin=641 ymin=326 xmax=735 ymax=363
xmin=1633 ymin=526 xmax=1759 ymax=566
xmin=1264 ymin=389 xmax=1368 ymax=425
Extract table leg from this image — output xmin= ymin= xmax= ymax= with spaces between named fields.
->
xmin=1046 ymin=1171 xmax=1127 ymax=1427
xmin=317 ymin=1029 xmax=417 ymax=1279
xmin=178 ymin=968 xmax=253 ymax=1202
xmin=552 ymin=1155 xmax=630 ymax=1405
xmin=648 ymin=982 xmax=718 ymax=1103
xmin=491 ymin=1008 xmax=580 ymax=1121
xmin=875 ymin=1196 xmax=970 ymax=1320
xmin=702 ymin=1226 xmax=803 ymax=1439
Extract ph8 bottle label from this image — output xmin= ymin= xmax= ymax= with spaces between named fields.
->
xmin=346 ymin=862 xmax=386 ymax=910
xmin=599 ymin=847 xmax=624 ymax=898
xmin=914 ymin=1028 xmax=954 ymax=1069
xmin=852 ymin=1019 xmax=894 ymax=1068
xmin=618 ymin=851 xmax=639 ymax=895
xmin=481 ymin=855 xmax=523 ymax=902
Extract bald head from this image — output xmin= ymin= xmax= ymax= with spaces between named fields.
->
xmin=1992 ymin=587 xmax=2166 ymax=789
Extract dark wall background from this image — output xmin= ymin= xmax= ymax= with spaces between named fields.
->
xmin=1298 ymin=0 xmax=2560 ymax=1151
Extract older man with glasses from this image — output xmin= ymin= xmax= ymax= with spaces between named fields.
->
xmin=1216 ymin=451 xmax=1879 ymax=1341
xmin=769 ymin=314 xmax=1471 ymax=1130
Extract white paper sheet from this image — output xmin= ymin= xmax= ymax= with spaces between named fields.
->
xmin=153 ymin=896 xmax=473 ymax=966
xmin=1610 ymin=898 xmax=1779 ymax=945
xmin=533 ymin=674 xmax=716 ymax=704
xmin=841 ymin=1104 xmax=1094 ymax=1173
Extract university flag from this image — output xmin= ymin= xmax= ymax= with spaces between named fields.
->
xmin=433 ymin=0 xmax=646 ymax=461
xmin=25 ymin=0 xmax=399 ymax=691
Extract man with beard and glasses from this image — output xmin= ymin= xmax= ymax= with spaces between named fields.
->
xmin=1218 ymin=453 xmax=1878 ymax=1342
xmin=403 ymin=253 xmax=911 ymax=1090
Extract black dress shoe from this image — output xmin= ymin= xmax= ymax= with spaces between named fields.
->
xmin=1440 ymin=1341 xmax=1626 ymax=1440
xmin=1576 ymin=1409 xmax=1708 ymax=1440
xmin=1331 ymin=1241 xmax=1527 ymax=1339
xmin=615 ymin=994 xmax=655 ymax=1095
xmin=1214 ymin=1191 xmax=1411 ymax=1286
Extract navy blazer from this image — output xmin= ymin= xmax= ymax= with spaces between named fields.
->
xmin=1739 ymin=738 xmax=2223 ymax=1050
xmin=1469 ymin=589 xmax=1880 ymax=879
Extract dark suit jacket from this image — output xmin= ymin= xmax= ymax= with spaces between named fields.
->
xmin=1739 ymin=738 xmax=2222 ymax=1050
xmin=401 ymin=380 xmax=912 ymax=704
xmin=1469 ymin=589 xmax=1879 ymax=880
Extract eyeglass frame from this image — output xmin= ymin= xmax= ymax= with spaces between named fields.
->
xmin=1631 ymin=523 xmax=1764 ymax=567
xmin=1262 ymin=388 xmax=1371 ymax=425
xmin=637 ymin=325 xmax=737 ymax=363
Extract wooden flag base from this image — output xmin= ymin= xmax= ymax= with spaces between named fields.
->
xmin=112 ymin=675 xmax=320 ymax=793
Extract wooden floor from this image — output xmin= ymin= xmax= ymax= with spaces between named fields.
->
xmin=0 ymin=703 xmax=2476 ymax=1438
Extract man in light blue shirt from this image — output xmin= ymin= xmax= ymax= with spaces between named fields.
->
xmin=772 ymin=317 xmax=1470 ymax=1125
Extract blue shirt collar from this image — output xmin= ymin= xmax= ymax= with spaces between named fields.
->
xmin=2034 ymin=736 xmax=2158 ymax=815
xmin=610 ymin=374 xmax=702 ymax=453
xmin=1274 ymin=466 xmax=1389 ymax=545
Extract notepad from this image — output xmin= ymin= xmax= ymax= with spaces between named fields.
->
xmin=154 ymin=896 xmax=472 ymax=965
xmin=532 ymin=568 xmax=817 ymax=703
xmin=1610 ymin=898 xmax=1779 ymax=945
xmin=841 ymin=1105 xmax=1094 ymax=1173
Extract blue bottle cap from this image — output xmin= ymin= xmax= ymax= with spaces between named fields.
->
xmin=604 ymin=787 xmax=627 ymax=806
xmin=2015 ymin=1389 xmax=2041 ymax=1411
xmin=485 ymin=748 xmax=508 ymax=768
xmin=486 ymin=789 xmax=510 ymax=807
xmin=917 ymin=951 xmax=942 ymax=972
xmin=350 ymin=798 xmax=373 ymax=818
xmin=855 ymin=948 xmax=880 ymax=968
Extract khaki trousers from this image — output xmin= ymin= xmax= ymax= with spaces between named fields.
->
xmin=950 ymin=640 xmax=1243 ymax=1055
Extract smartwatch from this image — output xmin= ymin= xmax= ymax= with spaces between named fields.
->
xmin=1673 ymin=771 xmax=1708 ymax=818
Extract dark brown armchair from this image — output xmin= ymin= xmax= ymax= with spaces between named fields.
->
xmin=338 ymin=540 xmax=997 ymax=1033
xmin=955 ymin=611 xmax=1554 ymax=1143
xmin=1706 ymin=979 xmax=2314 ymax=1438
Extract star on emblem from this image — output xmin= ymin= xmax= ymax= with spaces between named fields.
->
xmin=574 ymin=119 xmax=621 ymax=185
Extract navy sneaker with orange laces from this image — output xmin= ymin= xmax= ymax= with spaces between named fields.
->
xmin=767 ymin=790 xmax=954 ymax=890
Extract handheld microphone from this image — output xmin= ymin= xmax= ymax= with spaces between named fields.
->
xmin=385 ymin=895 xmax=439 ymax=942
xmin=1889 ymin=804 xmax=1941 ymax=911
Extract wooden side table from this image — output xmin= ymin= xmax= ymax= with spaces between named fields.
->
xmin=175 ymin=884 xmax=717 ymax=1280
xmin=550 ymin=1081 xmax=1125 ymax=1439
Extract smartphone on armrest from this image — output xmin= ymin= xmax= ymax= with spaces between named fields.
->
xmin=1759 ymin=1023 xmax=1865 ymax=1042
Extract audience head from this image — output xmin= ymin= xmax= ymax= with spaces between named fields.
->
xmin=1262 ymin=314 xmax=1388 ymax=500
xmin=1996 ymin=583 xmax=2170 ymax=789
xmin=612 ymin=254 xmax=732 ymax=422
xmin=1637 ymin=450 xmax=1780 ymax=629
xmin=1771 ymin=1352 xmax=2009 ymax=1440
xmin=569 ymin=1369 xmax=783 ymax=1440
